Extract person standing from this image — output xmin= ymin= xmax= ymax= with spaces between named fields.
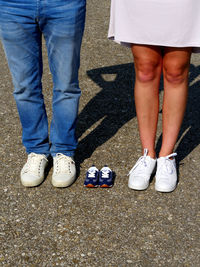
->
xmin=108 ymin=0 xmax=200 ymax=192
xmin=0 ymin=0 xmax=86 ymax=187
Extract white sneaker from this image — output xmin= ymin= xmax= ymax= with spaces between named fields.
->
xmin=128 ymin=149 xmax=156 ymax=190
xmin=21 ymin=153 xmax=48 ymax=187
xmin=52 ymin=153 xmax=76 ymax=187
xmin=155 ymin=153 xmax=177 ymax=192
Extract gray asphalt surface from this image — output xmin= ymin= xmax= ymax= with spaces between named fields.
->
xmin=0 ymin=0 xmax=200 ymax=266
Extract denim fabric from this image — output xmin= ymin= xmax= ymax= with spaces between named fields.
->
xmin=0 ymin=0 xmax=86 ymax=156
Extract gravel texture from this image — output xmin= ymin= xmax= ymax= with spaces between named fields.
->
xmin=0 ymin=0 xmax=200 ymax=266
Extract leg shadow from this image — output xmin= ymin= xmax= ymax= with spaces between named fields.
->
xmin=176 ymin=64 xmax=200 ymax=162
xmin=75 ymin=63 xmax=136 ymax=166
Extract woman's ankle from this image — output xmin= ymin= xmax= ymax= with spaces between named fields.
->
xmin=142 ymin=148 xmax=156 ymax=159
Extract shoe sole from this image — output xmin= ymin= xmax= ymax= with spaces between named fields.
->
xmin=21 ymin=177 xmax=44 ymax=187
xmin=84 ymin=184 xmax=98 ymax=188
xmin=52 ymin=175 xmax=76 ymax=188
xmin=99 ymin=184 xmax=113 ymax=188
xmin=155 ymin=184 xmax=176 ymax=193
xmin=128 ymin=183 xmax=149 ymax=191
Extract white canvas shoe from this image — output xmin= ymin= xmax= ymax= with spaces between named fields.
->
xmin=21 ymin=153 xmax=48 ymax=187
xmin=155 ymin=153 xmax=177 ymax=192
xmin=52 ymin=153 xmax=76 ymax=187
xmin=128 ymin=149 xmax=156 ymax=190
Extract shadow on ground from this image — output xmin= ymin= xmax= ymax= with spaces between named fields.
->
xmin=75 ymin=63 xmax=136 ymax=167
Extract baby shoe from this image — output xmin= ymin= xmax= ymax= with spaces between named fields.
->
xmin=84 ymin=165 xmax=99 ymax=187
xmin=99 ymin=165 xmax=114 ymax=188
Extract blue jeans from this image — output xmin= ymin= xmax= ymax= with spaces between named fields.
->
xmin=0 ymin=0 xmax=86 ymax=157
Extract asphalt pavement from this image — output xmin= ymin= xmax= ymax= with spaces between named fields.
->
xmin=0 ymin=0 xmax=199 ymax=266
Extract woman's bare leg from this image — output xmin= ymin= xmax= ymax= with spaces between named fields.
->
xmin=159 ymin=47 xmax=192 ymax=157
xmin=131 ymin=45 xmax=162 ymax=158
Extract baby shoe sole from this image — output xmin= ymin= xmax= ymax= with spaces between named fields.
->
xmin=84 ymin=184 xmax=98 ymax=188
xmin=99 ymin=184 xmax=113 ymax=188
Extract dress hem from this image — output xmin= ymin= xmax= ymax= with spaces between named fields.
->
xmin=108 ymin=36 xmax=200 ymax=53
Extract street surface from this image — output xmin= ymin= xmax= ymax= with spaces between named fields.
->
xmin=0 ymin=1 xmax=199 ymax=266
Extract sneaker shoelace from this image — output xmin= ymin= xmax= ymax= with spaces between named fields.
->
xmin=158 ymin=153 xmax=177 ymax=177
xmin=101 ymin=167 xmax=111 ymax=178
xmin=128 ymin=149 xmax=148 ymax=176
xmin=23 ymin=153 xmax=47 ymax=174
xmin=55 ymin=153 xmax=74 ymax=174
xmin=87 ymin=167 xmax=98 ymax=178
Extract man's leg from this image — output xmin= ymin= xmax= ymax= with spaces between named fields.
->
xmin=39 ymin=0 xmax=86 ymax=187
xmin=40 ymin=0 xmax=86 ymax=157
xmin=0 ymin=1 xmax=50 ymax=186
xmin=0 ymin=2 xmax=50 ymax=155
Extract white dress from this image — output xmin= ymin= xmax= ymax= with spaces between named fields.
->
xmin=108 ymin=0 xmax=200 ymax=52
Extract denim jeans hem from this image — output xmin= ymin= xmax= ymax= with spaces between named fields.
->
xmin=27 ymin=151 xmax=50 ymax=157
xmin=51 ymin=152 xmax=75 ymax=158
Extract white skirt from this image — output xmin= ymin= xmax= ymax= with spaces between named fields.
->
xmin=108 ymin=0 xmax=200 ymax=52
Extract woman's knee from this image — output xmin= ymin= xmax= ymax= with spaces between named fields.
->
xmin=132 ymin=45 xmax=162 ymax=83
xmin=163 ymin=49 xmax=191 ymax=85
xmin=135 ymin=60 xmax=161 ymax=83
xmin=163 ymin=61 xmax=189 ymax=84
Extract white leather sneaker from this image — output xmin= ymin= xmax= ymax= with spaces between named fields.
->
xmin=52 ymin=153 xmax=76 ymax=187
xmin=128 ymin=149 xmax=156 ymax=190
xmin=21 ymin=153 xmax=48 ymax=187
xmin=155 ymin=153 xmax=177 ymax=192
